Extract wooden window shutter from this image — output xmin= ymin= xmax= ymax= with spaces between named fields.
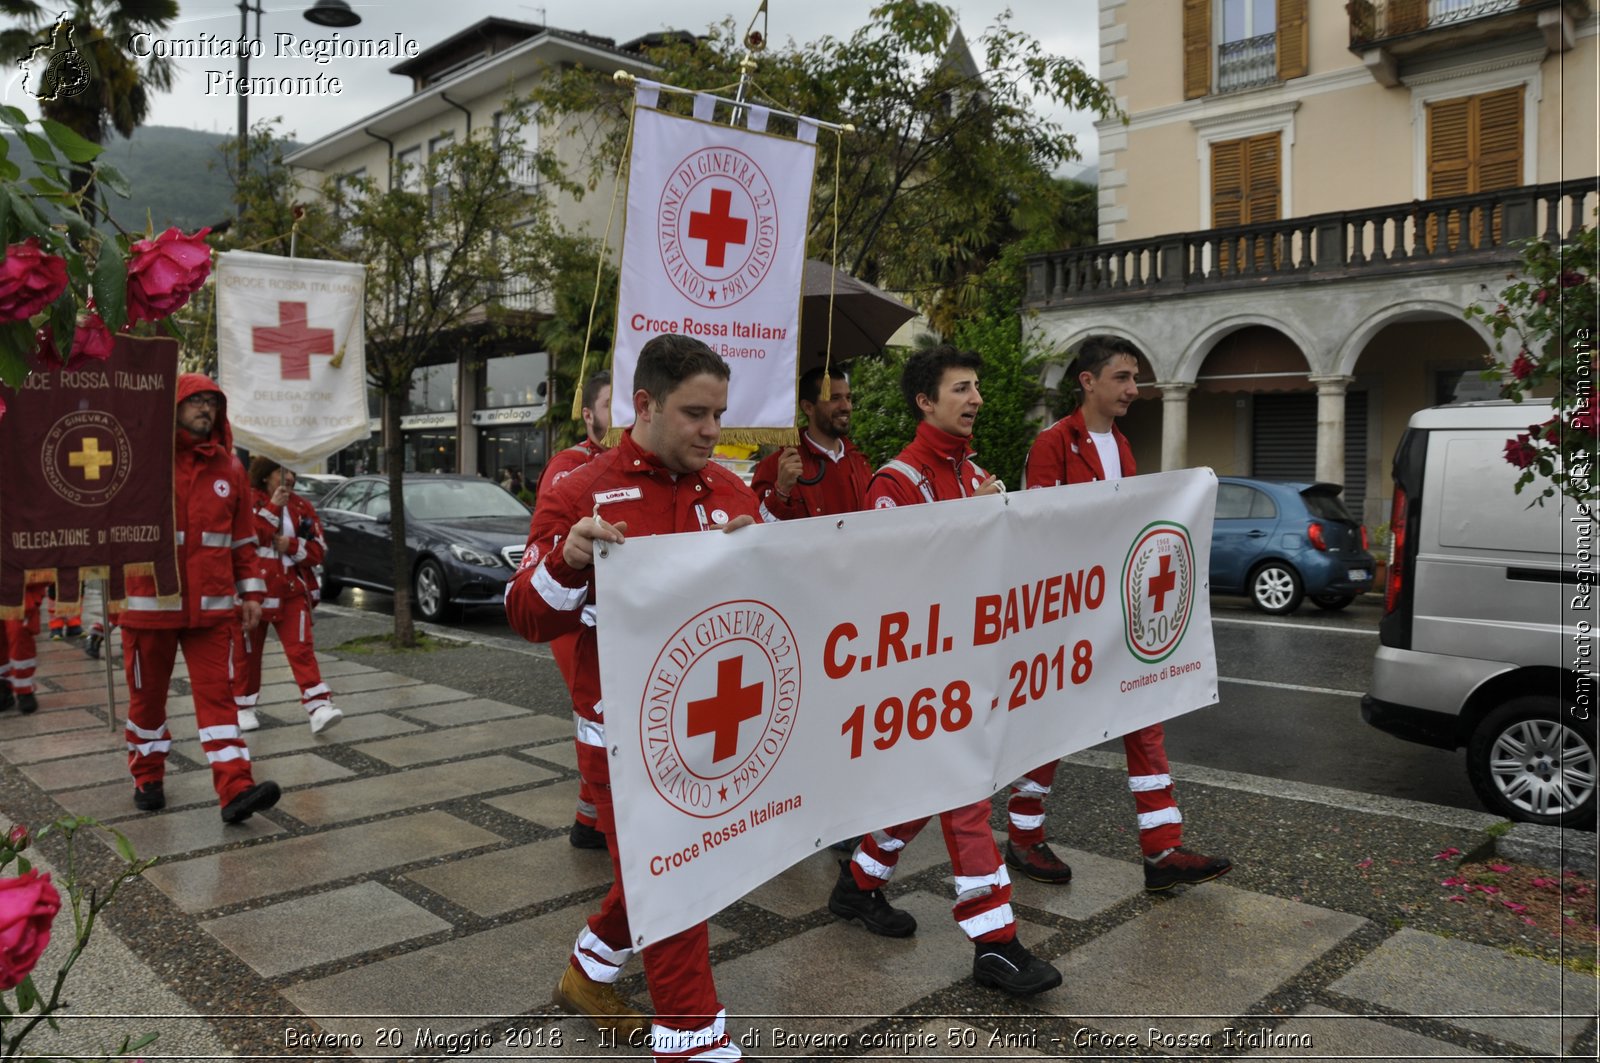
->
xmin=1276 ymin=0 xmax=1308 ymax=81
xmin=1184 ymin=0 xmax=1211 ymax=100
xmin=1475 ymin=86 xmax=1524 ymax=192
xmin=1427 ymin=88 xmax=1522 ymax=249
xmin=1212 ymin=134 xmax=1281 ymax=271
xmin=1426 ymin=96 xmax=1471 ymax=251
xmin=1212 ymin=138 xmax=1245 ymax=228
xmin=1246 ymin=133 xmax=1283 ymax=267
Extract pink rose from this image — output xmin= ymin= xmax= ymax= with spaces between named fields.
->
xmin=125 ymin=227 xmax=212 ymax=325
xmin=68 ymin=311 xmax=113 ymax=370
xmin=1534 ymin=288 xmax=1550 ymax=305
xmin=5 ymin=825 xmax=27 ymax=851
xmin=1509 ymin=351 xmax=1536 ymax=380
xmin=1504 ymin=434 xmax=1538 ymax=469
xmin=0 ymin=870 xmax=61 ymax=990
xmin=0 ymin=239 xmax=69 ymax=324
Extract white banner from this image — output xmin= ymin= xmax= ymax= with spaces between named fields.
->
xmin=611 ymin=107 xmax=816 ymax=437
xmin=216 ymin=251 xmax=369 ymax=467
xmin=597 ymin=469 xmax=1220 ymax=945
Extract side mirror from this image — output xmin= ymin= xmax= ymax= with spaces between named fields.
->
xmin=374 ymin=509 xmax=391 ymax=524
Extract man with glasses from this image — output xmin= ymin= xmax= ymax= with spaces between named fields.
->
xmin=118 ymin=375 xmax=281 ymax=823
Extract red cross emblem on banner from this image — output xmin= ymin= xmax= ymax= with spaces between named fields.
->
xmin=688 ymin=187 xmax=749 ymax=270
xmin=686 ymin=655 xmax=764 ymax=764
xmin=1147 ymin=553 xmax=1177 ymax=611
xmin=253 ymin=302 xmax=335 ymax=381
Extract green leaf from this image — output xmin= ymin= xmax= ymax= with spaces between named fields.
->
xmin=0 ymin=105 xmax=27 ymax=130
xmin=94 ymin=162 xmax=131 ymax=200
xmin=126 ymin=1031 xmax=159 ymax=1052
xmin=19 ymin=129 xmax=56 ymax=166
xmin=14 ymin=856 xmax=29 ymax=875
xmin=0 ymin=188 xmax=10 ymax=244
xmin=111 ymin=829 xmax=135 ymax=864
xmin=14 ymin=974 xmax=38 ymax=1013
xmin=0 ymin=157 xmax=18 ymax=183
xmin=8 ymin=187 xmax=50 ymax=236
xmin=48 ymin=290 xmax=76 ymax=355
xmin=39 ymin=119 xmax=102 ymax=164
xmin=0 ymin=321 xmax=33 ymax=386
xmin=93 ymin=248 xmax=127 ymax=332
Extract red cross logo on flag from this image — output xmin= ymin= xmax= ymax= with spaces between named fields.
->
xmin=253 ymin=301 xmax=335 ymax=381
xmin=657 ymin=145 xmax=779 ymax=309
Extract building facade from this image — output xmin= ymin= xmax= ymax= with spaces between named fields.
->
xmin=1024 ymin=0 xmax=1596 ymax=524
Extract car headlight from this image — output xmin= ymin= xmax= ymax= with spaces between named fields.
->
xmin=449 ymin=544 xmax=502 ymax=568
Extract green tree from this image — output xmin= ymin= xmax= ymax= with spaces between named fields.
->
xmin=0 ymin=0 xmax=179 ymax=212
xmin=532 ymin=0 xmax=1116 ymax=334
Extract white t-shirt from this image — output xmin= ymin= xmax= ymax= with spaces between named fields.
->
xmin=1089 ymin=430 xmax=1122 ymax=481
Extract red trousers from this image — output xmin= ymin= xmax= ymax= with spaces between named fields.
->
xmin=234 ymin=596 xmax=331 ymax=718
xmin=1008 ymin=723 xmax=1183 ymax=857
xmin=122 ymin=625 xmax=256 ymax=807
xmin=572 ymin=734 xmax=736 ymax=1061
xmin=852 ymin=798 xmax=1014 ymax=943
xmin=1 ymin=588 xmax=44 ymax=694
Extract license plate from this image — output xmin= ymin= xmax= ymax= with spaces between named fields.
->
xmin=1348 ymin=569 xmax=1369 ymax=582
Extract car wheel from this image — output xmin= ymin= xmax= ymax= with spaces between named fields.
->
xmin=1249 ymin=562 xmax=1303 ymax=614
xmin=1467 ymin=696 xmax=1597 ymax=825
xmin=1310 ymin=593 xmax=1355 ymax=611
xmin=319 ymin=577 xmax=343 ymax=602
xmin=413 ymin=558 xmax=459 ymax=623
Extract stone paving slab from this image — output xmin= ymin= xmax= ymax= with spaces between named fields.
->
xmin=1049 ymin=882 xmax=1369 ymax=1040
xmin=20 ymin=749 xmax=137 ymax=791
xmin=522 ymin=740 xmax=578 ymax=771
xmin=0 ymin=726 xmax=132 ymax=764
xmin=275 ymin=755 xmax=559 ymax=827
xmin=246 ymin=712 xmax=423 ymax=758
xmin=1008 ymin=842 xmax=1147 ymax=922
xmin=406 ymin=836 xmax=615 ymax=917
xmin=401 ymin=698 xmax=532 ymax=726
xmin=57 ymin=751 xmax=350 ymax=823
xmin=359 ymin=716 xmax=569 ymax=768
xmin=35 ymin=653 xmax=108 ymax=678
xmin=742 ymin=833 xmax=972 ymax=920
xmin=202 ymin=880 xmax=452 ymax=978
xmin=486 ymin=781 xmax=587 ymax=830
xmin=260 ymin=682 xmax=473 ymax=720
xmin=1242 ymin=1004 xmax=1503 ymax=1059
xmin=1328 ymin=927 xmax=1581 ymax=1056
xmin=145 ymin=810 xmax=503 ymax=913
xmin=0 ymin=708 xmax=104 ymax=738
xmin=44 ymin=667 xmax=127 ymax=692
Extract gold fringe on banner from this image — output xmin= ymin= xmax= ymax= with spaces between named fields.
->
xmin=718 ymin=427 xmax=798 ymax=448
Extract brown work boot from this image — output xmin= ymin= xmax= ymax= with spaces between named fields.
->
xmin=551 ymin=963 xmax=647 ymax=1038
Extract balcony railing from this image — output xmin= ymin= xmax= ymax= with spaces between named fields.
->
xmin=505 ymin=151 xmax=541 ymax=191
xmin=1022 ymin=180 xmax=1594 ymax=308
xmin=1217 ymin=33 xmax=1278 ymax=93
xmin=1349 ymin=0 xmax=1553 ymax=45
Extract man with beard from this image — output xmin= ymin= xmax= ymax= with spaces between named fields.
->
xmin=751 ymin=366 xmax=872 ymax=520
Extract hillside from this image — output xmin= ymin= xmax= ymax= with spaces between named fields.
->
xmin=6 ymin=125 xmax=265 ymax=234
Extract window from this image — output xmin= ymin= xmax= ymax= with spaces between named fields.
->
xmin=1426 ymin=85 xmax=1523 ymax=248
xmin=1185 ymin=0 xmax=1307 ymax=99
xmin=1211 ymin=132 xmax=1280 ymax=269
xmin=494 ymin=110 xmax=540 ymax=190
xmin=428 ymin=133 xmax=456 ymax=213
xmin=406 ymin=363 xmax=457 ymax=415
xmin=396 ymin=146 xmax=423 ymax=194
xmin=1216 ymin=484 xmax=1277 ymax=520
xmin=480 ymin=352 xmax=550 ymax=409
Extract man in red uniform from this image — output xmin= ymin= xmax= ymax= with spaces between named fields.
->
xmin=750 ymin=366 xmax=872 ymax=521
xmin=536 ymin=370 xmax=611 ymax=850
xmin=0 ymin=585 xmax=46 ymax=715
xmin=828 ymin=345 xmax=1062 ymax=997
xmin=506 ymin=336 xmax=757 ymax=1062
xmin=120 ymin=374 xmax=281 ymax=823
xmin=233 ymin=458 xmax=342 ymax=736
xmin=1007 ymin=336 xmax=1232 ymax=891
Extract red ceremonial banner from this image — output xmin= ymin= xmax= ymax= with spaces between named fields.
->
xmin=0 ymin=335 xmax=180 ymax=618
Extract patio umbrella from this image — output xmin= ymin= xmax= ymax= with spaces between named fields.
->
xmin=798 ymin=259 xmax=918 ymax=371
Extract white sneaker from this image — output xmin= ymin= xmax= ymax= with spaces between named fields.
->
xmin=308 ymin=703 xmax=344 ymax=735
xmin=236 ymin=708 xmax=261 ymax=732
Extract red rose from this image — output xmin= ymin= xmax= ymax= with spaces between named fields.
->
xmin=1573 ymin=409 xmax=1598 ymax=436
xmin=125 ymin=227 xmax=212 ymax=325
xmin=0 ymin=238 xmax=69 ymax=324
xmin=0 ymin=869 xmax=61 ymax=990
xmin=68 ymin=311 xmax=114 ymax=370
xmin=5 ymin=825 xmax=27 ymax=852
xmin=1534 ymin=288 xmax=1550 ymax=305
xmin=1504 ymin=434 xmax=1539 ymax=470
xmin=1510 ymin=351 xmax=1535 ymax=380
xmin=1560 ymin=268 xmax=1586 ymax=288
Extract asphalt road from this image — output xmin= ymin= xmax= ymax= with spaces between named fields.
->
xmin=331 ymin=585 xmax=1490 ymax=817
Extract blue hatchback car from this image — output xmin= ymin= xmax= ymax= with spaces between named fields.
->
xmin=1211 ymin=477 xmax=1375 ymax=614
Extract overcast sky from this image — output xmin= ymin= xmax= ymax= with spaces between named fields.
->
xmin=5 ymin=0 xmax=1102 ymax=173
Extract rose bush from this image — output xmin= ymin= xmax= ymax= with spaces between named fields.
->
xmin=125 ymin=228 xmax=213 ymax=326
xmin=0 ymin=870 xmax=59 ymax=991
xmin=0 ymin=240 xmax=68 ymax=324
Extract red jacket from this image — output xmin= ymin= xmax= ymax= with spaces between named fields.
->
xmin=750 ymin=433 xmax=873 ymax=520
xmin=1024 ymin=409 xmax=1136 ymax=488
xmin=538 ymin=438 xmax=605 ymax=494
xmin=121 ymin=373 xmax=266 ymax=629
xmin=505 ymin=430 xmax=760 ymax=720
xmin=866 ymin=421 xmax=991 ymax=508
xmin=249 ymin=487 xmax=326 ymax=617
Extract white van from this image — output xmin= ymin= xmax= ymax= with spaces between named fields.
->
xmin=1363 ymin=400 xmax=1595 ymax=825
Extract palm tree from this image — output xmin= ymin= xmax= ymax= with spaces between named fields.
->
xmin=0 ymin=0 xmax=179 ymax=212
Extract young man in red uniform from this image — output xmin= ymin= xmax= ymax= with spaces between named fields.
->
xmin=1007 ymin=336 xmax=1232 ymax=891
xmin=829 ymin=345 xmax=1062 ymax=997
xmin=535 ymin=370 xmax=611 ymax=850
xmin=232 ymin=458 xmax=342 ymax=736
xmin=0 ymin=585 xmax=47 ymax=715
xmin=750 ymin=366 xmax=872 ymax=521
xmin=506 ymin=336 xmax=757 ymax=1062
xmin=120 ymin=375 xmax=281 ymax=823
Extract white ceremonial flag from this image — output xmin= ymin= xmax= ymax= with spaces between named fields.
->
xmin=216 ymin=251 xmax=369 ymax=466
xmin=611 ymin=106 xmax=816 ymax=443
xmin=596 ymin=469 xmax=1221 ymax=945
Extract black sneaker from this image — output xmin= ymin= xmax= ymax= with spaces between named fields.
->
xmin=1144 ymin=847 xmax=1233 ymax=891
xmin=973 ymin=937 xmax=1062 ymax=996
xmin=133 ymin=781 xmax=166 ymax=812
xmin=569 ymin=819 xmax=607 ymax=850
xmin=84 ymin=633 xmax=102 ymax=660
xmin=1005 ymin=841 xmax=1074 ymax=884
xmin=827 ymin=859 xmax=916 ymax=937
xmin=221 ymin=781 xmax=281 ymax=824
xmin=0 ymin=687 xmax=13 ymax=712
xmin=15 ymin=693 xmax=37 ymax=715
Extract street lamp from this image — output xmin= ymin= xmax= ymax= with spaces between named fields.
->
xmin=236 ymin=1 xmax=362 ymax=219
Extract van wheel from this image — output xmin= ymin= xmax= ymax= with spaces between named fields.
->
xmin=319 ymin=577 xmax=343 ymax=602
xmin=1311 ymin=594 xmax=1355 ymax=611
xmin=1467 ymin=696 xmax=1597 ymax=825
xmin=1249 ymin=562 xmax=1303 ymax=614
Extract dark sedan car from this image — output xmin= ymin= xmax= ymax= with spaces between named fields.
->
xmin=1211 ymin=477 xmax=1375 ymax=615
xmin=318 ymin=474 xmax=532 ymax=622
